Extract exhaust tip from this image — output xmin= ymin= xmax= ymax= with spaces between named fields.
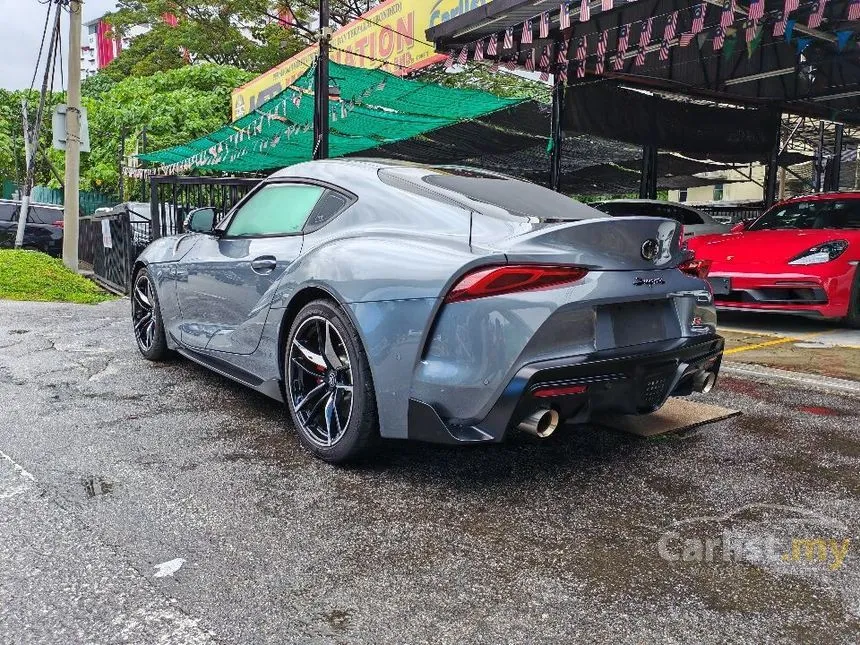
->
xmin=693 ymin=371 xmax=717 ymax=394
xmin=517 ymin=409 xmax=560 ymax=438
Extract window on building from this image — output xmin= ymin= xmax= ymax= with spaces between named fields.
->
xmin=713 ymin=184 xmax=725 ymax=201
xmin=678 ymin=189 xmax=688 ymax=203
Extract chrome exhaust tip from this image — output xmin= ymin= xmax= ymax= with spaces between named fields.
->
xmin=693 ymin=371 xmax=717 ymax=394
xmin=517 ymin=409 xmax=560 ymax=438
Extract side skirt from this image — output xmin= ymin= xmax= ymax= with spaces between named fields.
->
xmin=175 ymin=346 xmax=284 ymax=403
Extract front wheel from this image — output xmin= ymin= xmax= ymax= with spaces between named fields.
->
xmin=284 ymin=300 xmax=379 ymax=463
xmin=845 ymin=269 xmax=860 ymax=329
xmin=132 ymin=267 xmax=169 ymax=361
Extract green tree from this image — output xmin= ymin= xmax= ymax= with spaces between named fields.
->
xmin=106 ymin=1 xmax=312 ymax=76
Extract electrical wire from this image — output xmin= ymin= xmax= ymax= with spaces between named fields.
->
xmin=28 ymin=0 xmax=54 ymax=93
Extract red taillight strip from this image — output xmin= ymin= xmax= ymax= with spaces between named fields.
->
xmin=445 ymin=265 xmax=589 ymax=303
xmin=533 ymin=384 xmax=589 ymax=398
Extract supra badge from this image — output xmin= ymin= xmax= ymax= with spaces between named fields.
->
xmin=634 ymin=276 xmax=666 ymax=287
xmin=641 ymin=238 xmax=661 ymax=262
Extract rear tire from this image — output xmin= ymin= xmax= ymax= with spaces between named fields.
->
xmin=132 ymin=267 xmax=169 ymax=361
xmin=284 ymin=299 xmax=379 ymax=464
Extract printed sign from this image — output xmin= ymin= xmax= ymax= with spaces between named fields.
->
xmin=101 ymin=219 xmax=113 ymax=249
xmin=231 ymin=0 xmax=493 ymax=119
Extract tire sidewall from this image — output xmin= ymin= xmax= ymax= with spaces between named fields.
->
xmin=846 ymin=265 xmax=860 ymax=328
xmin=132 ymin=267 xmax=169 ymax=360
xmin=284 ymin=300 xmax=375 ymax=462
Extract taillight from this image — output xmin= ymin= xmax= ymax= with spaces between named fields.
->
xmin=678 ymin=258 xmax=711 ymax=279
xmin=445 ymin=265 xmax=589 ymax=303
xmin=52 ymin=220 xmax=64 ymax=228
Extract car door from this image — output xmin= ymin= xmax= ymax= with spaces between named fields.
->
xmin=0 ymin=202 xmax=18 ymax=248
xmin=174 ymin=181 xmax=327 ymax=355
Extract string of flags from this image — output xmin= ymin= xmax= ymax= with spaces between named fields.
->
xmin=130 ymin=77 xmax=388 ymax=176
xmin=444 ymin=0 xmax=857 ymax=83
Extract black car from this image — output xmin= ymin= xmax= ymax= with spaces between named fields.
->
xmin=0 ymin=199 xmax=64 ymax=256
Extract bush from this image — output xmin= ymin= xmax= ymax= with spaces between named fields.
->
xmin=0 ymin=250 xmax=114 ymax=304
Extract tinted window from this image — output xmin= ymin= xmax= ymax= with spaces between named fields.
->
xmin=596 ymin=202 xmax=703 ymax=225
xmin=305 ymin=190 xmax=350 ymax=231
xmin=0 ymin=203 xmax=16 ymax=222
xmin=226 ymin=184 xmax=324 ymax=237
xmin=30 ymin=206 xmax=62 ymax=224
xmin=751 ymin=199 xmax=860 ymax=231
xmin=378 ymin=167 xmax=601 ymax=222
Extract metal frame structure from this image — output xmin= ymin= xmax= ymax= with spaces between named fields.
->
xmin=427 ymin=0 xmax=860 ymax=203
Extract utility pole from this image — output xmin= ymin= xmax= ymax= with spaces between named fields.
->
xmin=313 ymin=0 xmax=330 ymax=160
xmin=15 ymin=4 xmax=61 ymax=249
xmin=63 ymin=0 xmax=83 ymax=270
xmin=21 ymin=100 xmax=33 ymax=173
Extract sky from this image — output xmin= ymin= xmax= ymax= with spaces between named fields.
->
xmin=0 ymin=0 xmax=118 ymax=90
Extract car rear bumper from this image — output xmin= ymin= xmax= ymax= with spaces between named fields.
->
xmin=407 ymin=335 xmax=724 ymax=444
xmin=709 ymin=265 xmax=857 ymax=319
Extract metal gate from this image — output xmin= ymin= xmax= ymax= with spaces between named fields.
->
xmin=79 ymin=210 xmax=149 ymax=294
xmin=148 ymin=176 xmax=259 ymax=240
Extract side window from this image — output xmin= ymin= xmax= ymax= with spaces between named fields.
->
xmin=226 ymin=184 xmax=324 ymax=237
xmin=0 ymin=204 xmax=16 ymax=222
xmin=30 ymin=206 xmax=61 ymax=224
xmin=304 ymin=190 xmax=350 ymax=231
xmin=681 ymin=209 xmax=704 ymax=225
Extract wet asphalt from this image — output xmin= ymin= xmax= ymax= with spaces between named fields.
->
xmin=1 ymin=298 xmax=859 ymax=644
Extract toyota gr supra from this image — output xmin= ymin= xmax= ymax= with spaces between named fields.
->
xmin=131 ymin=159 xmax=724 ymax=463
xmin=687 ymin=192 xmax=860 ymax=326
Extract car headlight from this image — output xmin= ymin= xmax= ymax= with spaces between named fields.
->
xmin=788 ymin=240 xmax=848 ymax=265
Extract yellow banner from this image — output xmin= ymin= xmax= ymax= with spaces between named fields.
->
xmin=231 ymin=0 xmax=493 ymax=120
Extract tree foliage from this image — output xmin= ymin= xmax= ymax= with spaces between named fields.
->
xmin=106 ymin=1 xmax=312 ymax=76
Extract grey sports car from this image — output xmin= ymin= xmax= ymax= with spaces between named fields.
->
xmin=132 ymin=159 xmax=724 ymax=463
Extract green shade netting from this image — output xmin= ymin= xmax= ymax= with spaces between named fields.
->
xmin=139 ymin=62 xmax=526 ymax=173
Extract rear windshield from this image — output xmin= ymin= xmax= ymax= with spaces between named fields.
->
xmin=595 ymin=202 xmax=704 ymax=225
xmin=29 ymin=205 xmax=62 ymax=224
xmin=751 ymin=199 xmax=860 ymax=230
xmin=379 ymin=167 xmax=601 ymax=221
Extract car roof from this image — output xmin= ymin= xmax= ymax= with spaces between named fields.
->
xmin=775 ymin=191 xmax=860 ymax=207
xmin=0 ymin=198 xmax=63 ymax=209
xmin=596 ymin=199 xmax=702 ymax=210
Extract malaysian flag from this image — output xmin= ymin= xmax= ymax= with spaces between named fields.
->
xmin=596 ymin=30 xmax=607 ymax=74
xmin=849 ymin=0 xmax=860 ymax=20
xmin=474 ymin=39 xmax=484 ymax=61
xmin=691 ymin=3 xmax=706 ymax=33
xmin=659 ymin=12 xmax=677 ymax=60
xmin=773 ymin=10 xmax=787 ymax=36
xmin=575 ymin=35 xmax=587 ymax=60
xmin=785 ymin=0 xmax=800 ymax=13
xmin=522 ymin=18 xmax=533 ymax=44
xmin=613 ymin=52 xmax=624 ymax=70
xmin=490 ymin=59 xmax=500 ymax=72
xmin=748 ymin=0 xmax=764 ymax=20
xmin=505 ymin=58 xmax=517 ymax=70
xmin=540 ymin=46 xmax=552 ymax=80
xmin=720 ymin=0 xmax=734 ymax=27
xmin=679 ymin=32 xmax=695 ymax=47
xmin=580 ymin=0 xmax=590 ymax=22
xmin=504 ymin=26 xmax=514 ymax=49
xmin=560 ymin=3 xmax=571 ymax=29
xmin=457 ymin=46 xmax=468 ymax=65
xmin=638 ymin=16 xmax=653 ymax=49
xmin=557 ymin=40 xmax=569 ymax=63
xmin=526 ymin=48 xmax=536 ymax=71
xmin=745 ymin=19 xmax=759 ymax=43
xmin=618 ymin=23 xmax=630 ymax=54
xmin=635 ymin=44 xmax=647 ymax=66
xmin=713 ymin=24 xmax=725 ymax=49
xmin=807 ymin=0 xmax=827 ymax=28
xmin=540 ymin=11 xmax=551 ymax=38
xmin=487 ymin=33 xmax=498 ymax=56
xmin=602 ymin=0 xmax=614 ymax=10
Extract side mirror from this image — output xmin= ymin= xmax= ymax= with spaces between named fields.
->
xmin=185 ymin=207 xmax=217 ymax=233
xmin=730 ymin=220 xmax=748 ymax=233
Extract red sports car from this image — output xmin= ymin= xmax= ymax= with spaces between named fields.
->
xmin=686 ymin=192 xmax=860 ymax=326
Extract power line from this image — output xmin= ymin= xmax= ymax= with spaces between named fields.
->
xmin=28 ymin=0 xmax=54 ymax=94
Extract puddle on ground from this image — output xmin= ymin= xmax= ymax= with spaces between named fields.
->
xmin=9 ymin=330 xmax=29 ymax=335
xmin=81 ymin=475 xmax=115 ymax=498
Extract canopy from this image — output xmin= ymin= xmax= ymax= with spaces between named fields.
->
xmin=139 ymin=62 xmax=526 ymax=173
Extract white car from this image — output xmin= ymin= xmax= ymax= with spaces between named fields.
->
xmin=592 ymin=199 xmax=730 ymax=239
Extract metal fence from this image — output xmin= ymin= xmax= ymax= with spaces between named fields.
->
xmin=79 ymin=210 xmax=151 ymax=294
xmin=148 ymin=175 xmax=259 ymax=240
xmin=697 ymin=203 xmax=765 ymax=225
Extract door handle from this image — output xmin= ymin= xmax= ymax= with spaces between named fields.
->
xmin=250 ymin=256 xmax=277 ymax=274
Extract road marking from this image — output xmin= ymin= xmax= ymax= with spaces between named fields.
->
xmin=723 ymin=331 xmax=835 ymax=355
xmin=722 ymin=362 xmax=860 ymax=395
xmin=0 ymin=449 xmax=35 ymax=500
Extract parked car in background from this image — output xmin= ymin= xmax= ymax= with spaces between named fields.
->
xmin=0 ymin=199 xmax=64 ymax=256
xmin=130 ymin=159 xmax=723 ymax=463
xmin=592 ymin=199 xmax=730 ymax=239
xmin=687 ymin=192 xmax=860 ymax=326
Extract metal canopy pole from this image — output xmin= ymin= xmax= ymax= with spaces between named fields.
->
xmin=313 ymin=0 xmax=331 ymax=161
xmin=830 ymin=123 xmax=844 ymax=192
xmin=814 ymin=120 xmax=825 ymax=192
xmin=764 ymin=114 xmax=781 ymax=207
xmin=639 ymin=145 xmax=658 ymax=200
xmin=549 ymin=64 xmax=565 ymax=192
